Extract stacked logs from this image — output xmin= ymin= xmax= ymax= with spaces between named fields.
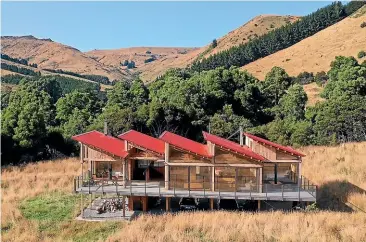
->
xmin=94 ymin=198 xmax=128 ymax=214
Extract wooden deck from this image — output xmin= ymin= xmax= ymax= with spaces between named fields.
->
xmin=75 ymin=181 xmax=316 ymax=202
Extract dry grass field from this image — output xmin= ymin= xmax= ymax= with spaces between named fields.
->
xmin=302 ymin=83 xmax=324 ymax=106
xmin=242 ymin=8 xmax=366 ymax=80
xmin=1 ymin=142 xmax=366 ymax=242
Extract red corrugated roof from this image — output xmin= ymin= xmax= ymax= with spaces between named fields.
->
xmin=159 ymin=131 xmax=212 ymax=158
xmin=202 ymin=132 xmax=265 ymax=162
xmin=118 ymin=130 xmax=165 ymax=155
xmin=72 ymin=131 xmax=128 ymax=158
xmin=244 ymin=133 xmax=305 ymax=157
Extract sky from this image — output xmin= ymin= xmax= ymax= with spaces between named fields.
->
xmin=1 ymin=1 xmax=331 ymax=52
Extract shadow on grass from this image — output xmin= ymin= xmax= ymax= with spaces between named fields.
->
xmin=317 ymin=180 xmax=365 ymax=212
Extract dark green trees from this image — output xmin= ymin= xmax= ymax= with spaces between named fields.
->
xmin=190 ymin=1 xmax=364 ymax=73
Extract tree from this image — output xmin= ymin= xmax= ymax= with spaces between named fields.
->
xmin=209 ymin=105 xmax=252 ymax=138
xmin=56 ymin=91 xmax=103 ymax=137
xmin=294 ymin=72 xmax=314 ymax=85
xmin=314 ymin=71 xmax=328 ymax=86
xmin=89 ymin=105 xmax=136 ymax=136
xmin=322 ymin=56 xmax=366 ymax=99
xmin=211 ymin=39 xmax=218 ymax=48
xmin=261 ymin=67 xmax=293 ymax=107
xmin=272 ymin=84 xmax=308 ymax=121
xmin=311 ymin=96 xmax=366 ymax=144
xmin=2 ymin=82 xmax=53 ymax=148
xmin=127 ymin=61 xmax=135 ymax=69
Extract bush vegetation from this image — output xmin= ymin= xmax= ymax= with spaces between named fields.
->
xmin=1 ymin=63 xmax=40 ymax=76
xmin=1 ymin=53 xmax=38 ymax=68
xmin=43 ymin=68 xmax=111 ymax=85
xmin=358 ymin=50 xmax=366 ymax=58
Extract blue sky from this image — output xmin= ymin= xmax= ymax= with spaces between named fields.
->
xmin=2 ymin=1 xmax=331 ymax=52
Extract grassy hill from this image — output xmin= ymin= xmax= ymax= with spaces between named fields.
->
xmin=241 ymin=6 xmax=366 ymax=80
xmin=1 ymin=15 xmax=296 ymax=84
xmin=137 ymin=15 xmax=298 ymax=82
xmin=2 ymin=142 xmax=365 ymax=241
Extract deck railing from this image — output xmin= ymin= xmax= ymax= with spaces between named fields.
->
xmin=74 ymin=175 xmax=317 ymax=201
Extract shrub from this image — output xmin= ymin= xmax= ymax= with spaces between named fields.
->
xmin=314 ymin=71 xmax=328 ymax=86
xmin=357 ymin=50 xmax=366 ymax=59
xmin=294 ymin=71 xmax=314 ymax=85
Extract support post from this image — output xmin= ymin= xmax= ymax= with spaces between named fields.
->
xmin=122 ymin=196 xmax=126 ymax=217
xmin=211 ymin=167 xmax=215 ymax=191
xmin=165 ymin=143 xmax=170 ymax=189
xmin=128 ymin=196 xmax=134 ymax=211
xmin=166 ymin=197 xmax=171 ymax=212
xmin=235 ymin=167 xmax=238 ymax=199
xmin=297 ymin=162 xmax=302 ymax=186
xmin=259 ymin=167 xmax=263 ymax=193
xmin=81 ymin=193 xmax=83 ymax=218
xmin=123 ymin=160 xmax=126 ymax=188
xmin=142 ymin=196 xmax=148 ymax=212
xmin=274 ymin=163 xmax=278 ymax=184
xmin=210 ymin=198 xmax=214 ymax=210
xmin=188 ymin=166 xmax=191 ymax=196
xmin=257 ymin=200 xmax=261 ymax=211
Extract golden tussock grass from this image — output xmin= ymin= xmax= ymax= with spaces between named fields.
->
xmin=107 ymin=211 xmax=366 ymax=242
xmin=1 ymin=142 xmax=366 ymax=241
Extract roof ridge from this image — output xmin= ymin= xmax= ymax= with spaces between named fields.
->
xmin=71 ymin=130 xmax=102 ymax=139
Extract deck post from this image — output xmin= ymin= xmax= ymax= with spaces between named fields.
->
xmin=259 ymin=167 xmax=263 ymax=193
xmin=257 ymin=200 xmax=261 ymax=211
xmin=211 ymin=167 xmax=215 ymax=191
xmin=209 ymin=198 xmax=214 ymax=210
xmin=235 ymin=168 xmax=238 ymax=195
xmin=274 ymin=163 xmax=278 ymax=184
xmin=297 ymin=162 xmax=302 ymax=186
xmin=80 ymin=143 xmax=84 ymax=180
xmin=145 ymin=178 xmax=147 ymax=196
xmin=142 ymin=196 xmax=148 ymax=212
xmin=165 ymin=143 xmax=170 ymax=189
xmin=203 ymin=176 xmax=205 ymax=197
xmin=81 ymin=193 xmax=83 ymax=218
xmin=88 ymin=175 xmax=91 ymax=194
xmin=281 ymin=185 xmax=284 ymax=201
xmin=188 ymin=166 xmax=191 ymax=197
xmin=102 ymin=177 xmax=104 ymax=195
xmin=123 ymin=160 xmax=126 ymax=188
xmin=166 ymin=197 xmax=171 ymax=212
xmin=122 ymin=196 xmax=125 ymax=217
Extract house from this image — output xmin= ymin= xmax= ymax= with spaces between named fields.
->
xmin=72 ymin=129 xmax=315 ymax=213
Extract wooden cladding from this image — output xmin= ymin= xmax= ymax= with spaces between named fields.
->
xmin=169 ymin=148 xmax=209 ymax=163
xmin=84 ymin=146 xmax=116 ymax=161
xmin=249 ymin=140 xmax=277 ymax=160
xmin=276 ymin=151 xmax=299 ymax=160
xmin=128 ymin=147 xmax=162 ymax=160
xmin=214 ymin=147 xmax=259 ymax=165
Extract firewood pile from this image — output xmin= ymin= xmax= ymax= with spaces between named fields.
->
xmin=94 ymin=198 xmax=128 ymax=214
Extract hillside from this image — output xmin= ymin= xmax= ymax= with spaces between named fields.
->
xmin=242 ymin=8 xmax=366 ymax=80
xmin=2 ymin=142 xmax=366 ymax=241
xmin=1 ymin=15 xmax=296 ymax=83
xmin=1 ymin=35 xmax=127 ymax=81
xmin=137 ymin=15 xmax=298 ymax=82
